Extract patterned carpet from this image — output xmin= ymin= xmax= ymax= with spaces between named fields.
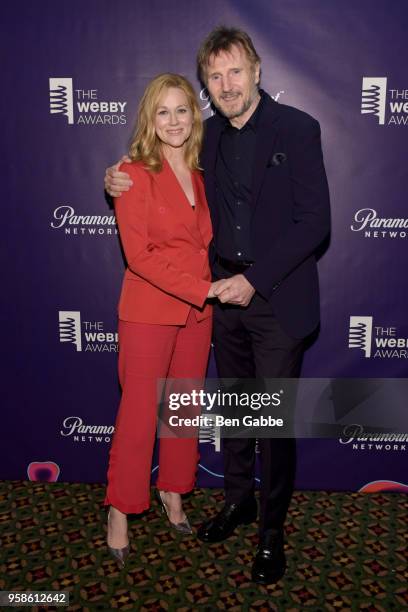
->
xmin=1 ymin=481 xmax=407 ymax=611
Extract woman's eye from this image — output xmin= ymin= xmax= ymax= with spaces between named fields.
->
xmin=178 ymin=108 xmax=187 ymax=113
xmin=158 ymin=110 xmax=168 ymax=115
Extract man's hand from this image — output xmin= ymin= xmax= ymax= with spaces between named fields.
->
xmin=213 ymin=274 xmax=256 ymax=307
xmin=104 ymin=155 xmax=133 ymax=197
xmin=207 ymin=279 xmax=229 ymax=299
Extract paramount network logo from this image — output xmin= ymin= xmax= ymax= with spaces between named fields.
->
xmin=351 ymin=208 xmax=408 ymax=239
xmin=49 ymin=77 xmax=127 ymax=126
xmin=361 ymin=77 xmax=408 ymax=126
xmin=339 ymin=424 xmax=407 ymax=454
xmin=50 ymin=205 xmax=117 ymax=237
xmin=58 ymin=311 xmax=118 ymax=353
xmin=348 ymin=316 xmax=408 ymax=359
xmin=60 ymin=416 xmax=114 ymax=444
xmin=200 ymin=87 xmax=285 ymax=119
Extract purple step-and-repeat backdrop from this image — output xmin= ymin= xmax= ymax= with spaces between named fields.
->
xmin=3 ymin=0 xmax=407 ymax=493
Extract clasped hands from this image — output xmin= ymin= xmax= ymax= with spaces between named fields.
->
xmin=208 ymin=275 xmax=255 ymax=307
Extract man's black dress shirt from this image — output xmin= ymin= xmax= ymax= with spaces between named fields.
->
xmin=214 ymin=91 xmax=265 ymax=262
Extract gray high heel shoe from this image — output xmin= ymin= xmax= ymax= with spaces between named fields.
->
xmin=107 ymin=510 xmax=130 ymax=568
xmin=155 ymin=490 xmax=193 ymax=535
xmin=108 ymin=543 xmax=130 ymax=569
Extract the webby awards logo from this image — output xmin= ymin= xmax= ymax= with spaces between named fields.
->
xmin=49 ymin=77 xmax=127 ymax=126
xmin=198 ymin=415 xmax=221 ymax=452
xmin=361 ymin=77 xmax=408 ymax=126
xmin=58 ymin=311 xmax=118 ymax=353
xmin=348 ymin=316 xmax=408 ymax=359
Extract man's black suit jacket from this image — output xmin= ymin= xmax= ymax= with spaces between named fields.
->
xmin=201 ymin=92 xmax=331 ymax=339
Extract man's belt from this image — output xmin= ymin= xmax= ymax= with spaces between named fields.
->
xmin=215 ymin=255 xmax=254 ymax=274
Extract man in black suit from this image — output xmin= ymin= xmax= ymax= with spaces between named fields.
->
xmin=105 ymin=26 xmax=330 ymax=585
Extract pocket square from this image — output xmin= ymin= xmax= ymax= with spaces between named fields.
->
xmin=268 ymin=152 xmax=287 ymax=167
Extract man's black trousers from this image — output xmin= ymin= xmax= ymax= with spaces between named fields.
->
xmin=212 ymin=283 xmax=305 ymax=537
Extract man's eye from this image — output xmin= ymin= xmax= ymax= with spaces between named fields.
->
xmin=233 ymin=69 xmax=241 ymax=74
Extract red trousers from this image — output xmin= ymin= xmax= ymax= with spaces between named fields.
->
xmin=104 ymin=310 xmax=212 ymax=514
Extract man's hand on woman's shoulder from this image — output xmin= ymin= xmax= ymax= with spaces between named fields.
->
xmin=104 ymin=155 xmax=133 ymax=197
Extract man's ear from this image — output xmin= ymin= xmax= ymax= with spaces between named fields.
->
xmin=254 ymin=62 xmax=261 ymax=86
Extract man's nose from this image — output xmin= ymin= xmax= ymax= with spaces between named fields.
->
xmin=221 ymin=75 xmax=232 ymax=91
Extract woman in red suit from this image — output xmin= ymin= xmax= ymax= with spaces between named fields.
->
xmin=104 ymin=73 xmax=221 ymax=566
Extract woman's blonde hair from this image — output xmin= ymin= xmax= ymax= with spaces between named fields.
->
xmin=129 ymin=73 xmax=203 ymax=172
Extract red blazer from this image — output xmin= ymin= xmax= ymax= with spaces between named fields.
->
xmin=114 ymin=159 xmax=212 ymax=325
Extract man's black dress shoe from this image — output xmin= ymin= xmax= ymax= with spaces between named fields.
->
xmin=197 ymin=498 xmax=257 ymax=543
xmin=251 ymin=529 xmax=286 ymax=584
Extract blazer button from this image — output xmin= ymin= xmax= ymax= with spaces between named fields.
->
xmin=159 ymin=206 xmax=165 ymax=213
xmin=200 ymin=249 xmax=206 ymax=255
